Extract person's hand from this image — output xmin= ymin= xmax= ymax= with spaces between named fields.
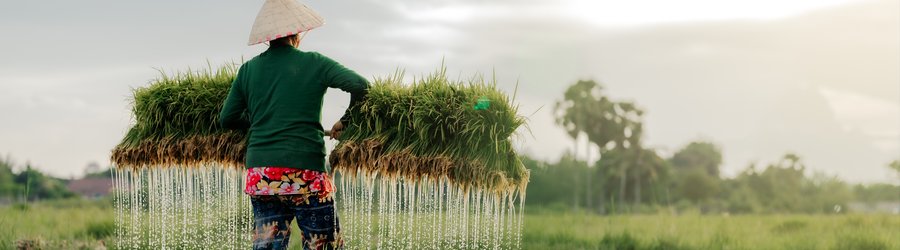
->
xmin=330 ymin=121 xmax=344 ymax=140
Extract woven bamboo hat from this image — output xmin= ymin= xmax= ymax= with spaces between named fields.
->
xmin=247 ymin=0 xmax=325 ymax=46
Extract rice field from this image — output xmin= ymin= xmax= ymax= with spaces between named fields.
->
xmin=2 ymin=199 xmax=898 ymax=250
xmin=522 ymin=210 xmax=900 ymax=250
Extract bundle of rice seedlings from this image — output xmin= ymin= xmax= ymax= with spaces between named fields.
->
xmin=329 ymin=68 xmax=529 ymax=193
xmin=111 ymin=63 xmax=529 ymax=193
xmin=111 ymin=63 xmax=245 ymax=168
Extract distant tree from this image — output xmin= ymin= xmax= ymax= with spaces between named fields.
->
xmin=722 ymin=177 xmax=762 ymax=213
xmin=554 ymin=80 xmax=645 ymax=209
xmin=596 ymin=147 xmax=670 ymax=207
xmin=806 ymin=172 xmax=852 ymax=213
xmin=853 ymin=183 xmax=900 ymax=203
xmin=14 ymin=164 xmax=75 ymax=201
xmin=890 ymin=160 xmax=900 ymax=180
xmin=523 ymin=150 xmax=863 ymax=214
xmin=0 ymin=158 xmax=76 ymax=201
xmin=0 ymin=155 xmax=18 ymax=197
xmin=719 ymin=153 xmax=850 ymax=213
xmin=522 ymin=153 xmax=591 ymax=209
xmin=554 ymin=80 xmax=643 ymax=153
xmin=670 ymin=141 xmax=722 ymax=177
xmin=753 ymin=153 xmax=806 ymax=212
xmin=889 ymin=159 xmax=900 ymax=204
xmin=677 ymin=169 xmax=719 ymax=203
xmin=630 ymin=147 xmax=669 ymax=205
xmin=668 ymin=142 xmax=723 ymax=206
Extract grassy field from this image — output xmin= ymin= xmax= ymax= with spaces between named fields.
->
xmin=1 ymin=199 xmax=899 ymax=249
xmin=0 ymin=200 xmax=114 ymax=249
xmin=522 ymin=210 xmax=900 ymax=250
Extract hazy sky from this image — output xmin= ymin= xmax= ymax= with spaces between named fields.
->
xmin=0 ymin=0 xmax=897 ymax=183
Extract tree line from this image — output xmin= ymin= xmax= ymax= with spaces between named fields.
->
xmin=523 ymin=80 xmax=900 ymax=214
xmin=0 ymin=156 xmax=76 ymax=202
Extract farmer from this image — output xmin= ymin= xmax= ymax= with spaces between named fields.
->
xmin=219 ymin=0 xmax=368 ymax=249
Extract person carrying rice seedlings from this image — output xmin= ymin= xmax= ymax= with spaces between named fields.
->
xmin=219 ymin=0 xmax=367 ymax=249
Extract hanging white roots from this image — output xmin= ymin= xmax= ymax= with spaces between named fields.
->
xmin=113 ymin=166 xmax=526 ymax=249
xmin=112 ymin=165 xmax=252 ymax=249
xmin=337 ymin=169 xmax=526 ymax=250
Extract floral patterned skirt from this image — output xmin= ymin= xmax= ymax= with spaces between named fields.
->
xmin=244 ymin=167 xmax=334 ymax=199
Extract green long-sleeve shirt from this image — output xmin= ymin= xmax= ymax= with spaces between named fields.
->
xmin=219 ymin=44 xmax=369 ymax=171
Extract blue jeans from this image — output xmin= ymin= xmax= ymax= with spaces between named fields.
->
xmin=250 ymin=194 xmax=343 ymax=250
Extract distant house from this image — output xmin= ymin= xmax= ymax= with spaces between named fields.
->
xmin=67 ymin=178 xmax=113 ymax=198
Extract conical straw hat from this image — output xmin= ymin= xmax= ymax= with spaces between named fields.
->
xmin=247 ymin=0 xmax=325 ymax=46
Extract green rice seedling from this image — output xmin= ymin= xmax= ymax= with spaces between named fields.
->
xmin=111 ymin=63 xmax=245 ymax=168
xmin=329 ymin=67 xmax=529 ymax=193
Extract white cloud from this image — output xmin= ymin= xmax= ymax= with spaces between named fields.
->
xmin=386 ymin=0 xmax=866 ymax=27
xmin=565 ymin=0 xmax=862 ymax=26
xmin=819 ymin=87 xmax=900 ymax=153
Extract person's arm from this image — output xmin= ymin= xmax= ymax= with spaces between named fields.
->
xmin=319 ymin=54 xmax=369 ymax=138
xmin=219 ymin=65 xmax=250 ymax=130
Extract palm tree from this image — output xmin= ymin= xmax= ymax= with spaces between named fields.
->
xmin=555 ymin=80 xmax=646 ymax=210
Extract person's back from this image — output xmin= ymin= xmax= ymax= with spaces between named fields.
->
xmin=218 ymin=1 xmax=368 ymax=249
xmin=221 ymin=43 xmax=367 ymax=171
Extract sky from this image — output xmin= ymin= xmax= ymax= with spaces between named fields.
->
xmin=0 ymin=0 xmax=897 ymax=183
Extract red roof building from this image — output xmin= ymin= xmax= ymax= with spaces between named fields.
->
xmin=67 ymin=178 xmax=113 ymax=198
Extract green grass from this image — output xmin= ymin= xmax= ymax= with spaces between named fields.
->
xmin=522 ymin=210 xmax=900 ymax=250
xmin=3 ymin=200 xmax=899 ymax=249
xmin=0 ymin=199 xmax=113 ymax=249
